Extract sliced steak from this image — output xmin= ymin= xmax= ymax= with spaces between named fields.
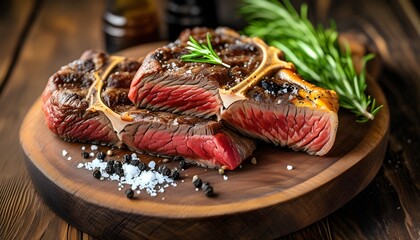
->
xmin=128 ymin=27 xmax=262 ymax=119
xmin=128 ymin=27 xmax=339 ymax=156
xmin=42 ymin=50 xmax=255 ymax=170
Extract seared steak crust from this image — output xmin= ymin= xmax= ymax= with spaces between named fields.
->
xmin=129 ymin=27 xmax=339 ymax=156
xmin=129 ymin=27 xmax=263 ymax=119
xmin=42 ymin=50 xmax=255 ymax=170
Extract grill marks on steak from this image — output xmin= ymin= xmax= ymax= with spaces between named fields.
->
xmin=42 ymin=50 xmax=255 ymax=170
xmin=129 ymin=27 xmax=339 ymax=156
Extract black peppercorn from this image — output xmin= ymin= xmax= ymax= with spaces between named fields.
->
xmin=157 ymin=164 xmax=165 ymax=173
xmin=105 ymin=165 xmax=114 ymax=174
xmin=122 ymin=154 xmax=131 ymax=164
xmin=131 ymin=159 xmax=139 ymax=166
xmin=114 ymin=161 xmax=122 ymax=168
xmin=81 ymin=151 xmax=90 ymax=159
xmin=125 ymin=189 xmax=134 ymax=199
xmin=192 ymin=175 xmax=202 ymax=188
xmin=138 ymin=162 xmax=146 ymax=171
xmin=203 ymin=184 xmax=214 ymax=197
xmin=179 ymin=159 xmax=187 ymax=169
xmin=96 ymin=151 xmax=106 ymax=160
xmin=107 ymin=160 xmax=115 ymax=166
xmin=162 ymin=167 xmax=171 ymax=176
xmin=115 ymin=167 xmax=124 ymax=177
xmin=93 ymin=170 xmax=101 ymax=179
xmin=171 ymin=170 xmax=180 ymax=180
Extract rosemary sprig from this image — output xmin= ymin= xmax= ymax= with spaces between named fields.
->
xmin=240 ymin=0 xmax=382 ymax=122
xmin=181 ymin=33 xmax=231 ymax=68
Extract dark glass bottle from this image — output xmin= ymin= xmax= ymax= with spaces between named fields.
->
xmin=165 ymin=0 xmax=218 ymax=41
xmin=103 ymin=0 xmax=159 ymax=53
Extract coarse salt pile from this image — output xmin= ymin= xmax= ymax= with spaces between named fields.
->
xmin=77 ymin=153 xmax=177 ymax=197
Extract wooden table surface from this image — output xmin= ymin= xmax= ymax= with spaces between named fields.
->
xmin=0 ymin=0 xmax=419 ymax=239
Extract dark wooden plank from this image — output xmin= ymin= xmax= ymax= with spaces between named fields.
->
xmin=0 ymin=0 xmax=36 ymax=91
xmin=0 ymin=0 xmax=105 ymax=239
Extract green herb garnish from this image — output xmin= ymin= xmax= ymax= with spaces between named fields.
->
xmin=240 ymin=0 xmax=382 ymax=122
xmin=181 ymin=33 xmax=231 ymax=68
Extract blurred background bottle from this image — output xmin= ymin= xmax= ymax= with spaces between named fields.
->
xmin=103 ymin=0 xmax=159 ymax=53
xmin=165 ymin=0 xmax=218 ymax=41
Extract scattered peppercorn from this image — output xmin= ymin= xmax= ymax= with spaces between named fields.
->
xmin=157 ymin=164 xmax=165 ymax=173
xmin=122 ymin=154 xmax=131 ymax=164
xmin=162 ymin=167 xmax=171 ymax=176
xmin=93 ymin=170 xmax=101 ymax=179
xmin=202 ymin=184 xmax=214 ymax=197
xmin=81 ymin=151 xmax=90 ymax=159
xmin=138 ymin=162 xmax=146 ymax=171
xmin=201 ymin=182 xmax=210 ymax=190
xmin=171 ymin=170 xmax=180 ymax=180
xmin=115 ymin=167 xmax=124 ymax=177
xmin=192 ymin=175 xmax=202 ymax=188
xmin=131 ymin=159 xmax=139 ymax=166
xmin=105 ymin=165 xmax=114 ymax=174
xmin=125 ymin=189 xmax=134 ymax=199
xmin=107 ymin=160 xmax=115 ymax=166
xmin=114 ymin=161 xmax=122 ymax=168
xmin=96 ymin=151 xmax=106 ymax=160
xmin=179 ymin=159 xmax=187 ymax=169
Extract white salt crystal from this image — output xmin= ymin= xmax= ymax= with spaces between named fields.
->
xmin=89 ymin=152 xmax=95 ymax=157
xmin=62 ymin=150 xmax=68 ymax=156
xmin=110 ymin=174 xmax=120 ymax=181
xmin=67 ymin=157 xmax=72 ymax=161
xmin=90 ymin=145 xmax=98 ymax=151
xmin=287 ymin=165 xmax=294 ymax=170
xmin=124 ymin=164 xmax=140 ymax=179
xmin=77 ymin=163 xmax=84 ymax=168
xmin=223 ymin=175 xmax=228 ymax=181
xmin=148 ymin=161 xmax=156 ymax=169
xmin=81 ymin=146 xmax=86 ymax=150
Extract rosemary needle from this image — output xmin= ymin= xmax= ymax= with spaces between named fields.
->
xmin=240 ymin=0 xmax=382 ymax=122
xmin=181 ymin=33 xmax=231 ymax=68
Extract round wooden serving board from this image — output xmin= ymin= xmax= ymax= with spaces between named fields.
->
xmin=21 ymin=43 xmax=389 ymax=239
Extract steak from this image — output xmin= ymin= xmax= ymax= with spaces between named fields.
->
xmin=128 ymin=27 xmax=339 ymax=156
xmin=42 ymin=50 xmax=255 ymax=170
